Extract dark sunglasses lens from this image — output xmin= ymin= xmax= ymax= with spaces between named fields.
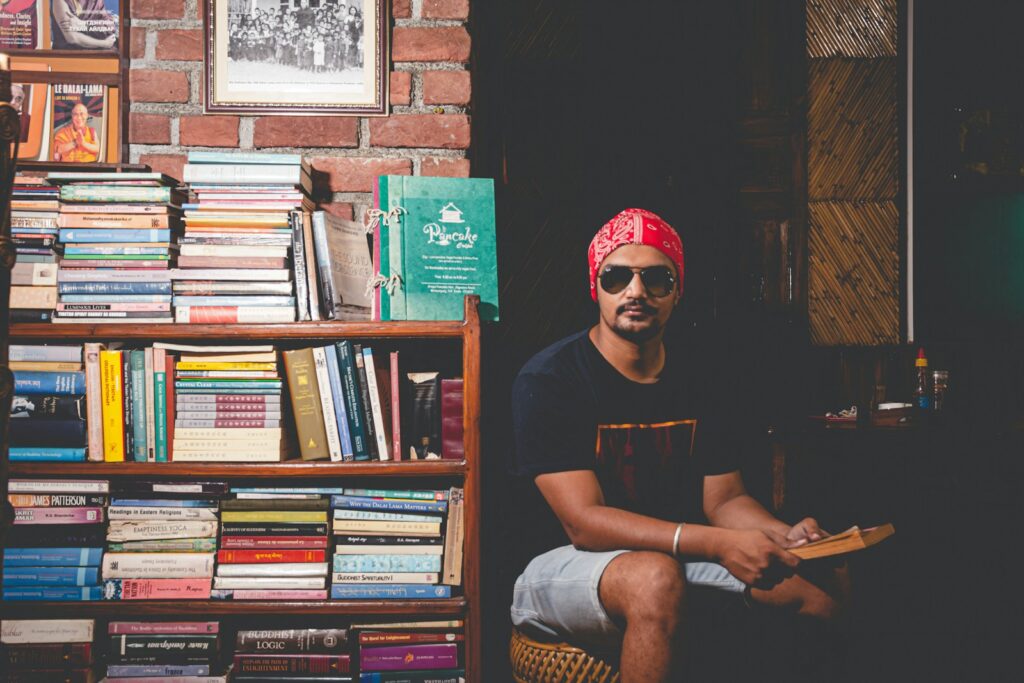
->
xmin=599 ymin=267 xmax=633 ymax=294
xmin=641 ymin=267 xmax=674 ymax=296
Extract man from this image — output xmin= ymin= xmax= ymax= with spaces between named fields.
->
xmin=52 ymin=102 xmax=99 ymax=163
xmin=510 ymin=208 xmax=849 ymax=683
xmin=10 ymin=83 xmax=30 ymax=143
xmin=51 ymin=0 xmax=118 ymax=50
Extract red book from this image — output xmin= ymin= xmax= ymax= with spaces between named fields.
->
xmin=359 ymin=632 xmax=464 ymax=645
xmin=440 ymin=378 xmax=464 ymax=460
xmin=358 ymin=643 xmax=458 ymax=671
xmin=108 ymin=621 xmax=219 ymax=635
xmin=390 ymin=351 xmax=401 ymax=461
xmin=177 ymin=394 xmax=280 ymax=404
xmin=232 ymin=654 xmax=351 ymax=675
xmin=217 ymin=549 xmax=326 ymax=564
xmin=219 ymin=536 xmax=329 ymax=549
xmin=13 ymin=506 xmax=103 ymax=524
xmin=177 ymin=255 xmax=286 ymax=269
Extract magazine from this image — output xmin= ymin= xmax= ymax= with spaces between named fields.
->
xmin=50 ymin=82 xmax=106 ymax=163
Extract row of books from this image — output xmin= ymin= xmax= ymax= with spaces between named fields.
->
xmin=9 ymin=343 xmax=461 ymax=463
xmin=8 ymin=178 xmax=60 ymax=322
xmin=1 ymin=619 xmax=467 ymax=682
xmin=3 ymin=479 xmax=464 ymax=602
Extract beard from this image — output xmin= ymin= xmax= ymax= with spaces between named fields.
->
xmin=610 ymin=301 xmax=664 ymax=343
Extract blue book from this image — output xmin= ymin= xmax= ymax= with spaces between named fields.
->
xmin=171 ymin=296 xmax=296 ymax=307
xmin=174 ymin=380 xmax=283 ymax=390
xmin=130 ymin=350 xmax=148 ymax=462
xmin=8 ymin=447 xmax=87 ymax=462
xmin=58 ymin=228 xmax=171 ymax=243
xmin=332 ymin=554 xmax=442 ymax=573
xmin=3 ymin=566 xmax=101 ymax=586
xmin=106 ymin=664 xmax=211 ymax=677
xmin=13 ymin=371 xmax=86 ymax=395
xmin=8 ymin=345 xmax=81 ymax=363
xmin=65 ymin=246 xmax=170 ymax=255
xmin=60 ymin=294 xmax=172 ymax=303
xmin=9 ymin=419 xmax=87 ymax=447
xmin=2 ymin=586 xmax=104 ymax=601
xmin=360 ymin=671 xmax=465 ymax=683
xmin=59 ymin=282 xmax=172 ymax=295
xmin=335 ymin=341 xmax=370 ymax=460
xmin=9 ymin=226 xmax=58 ymax=234
xmin=175 ymin=387 xmax=282 ymax=395
xmin=3 ymin=548 xmax=103 ymax=567
xmin=331 ymin=495 xmax=448 ymax=515
xmin=110 ymin=498 xmax=216 ymax=507
xmin=331 ymin=584 xmax=452 ymax=600
xmin=324 ymin=344 xmax=354 ymax=461
xmin=187 ymin=150 xmax=303 ymax=165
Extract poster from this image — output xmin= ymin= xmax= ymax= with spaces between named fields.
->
xmin=0 ymin=0 xmax=41 ymax=49
xmin=50 ymin=0 xmax=118 ymax=50
xmin=50 ymin=82 xmax=105 ymax=163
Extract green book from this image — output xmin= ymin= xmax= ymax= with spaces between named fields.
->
xmin=129 ymin=350 xmax=147 ymax=463
xmin=59 ymin=185 xmax=181 ymax=203
xmin=380 ymin=176 xmax=498 ymax=321
xmin=376 ymin=175 xmax=392 ymax=321
xmin=153 ymin=357 xmax=167 ymax=463
xmin=335 ymin=341 xmax=370 ymax=461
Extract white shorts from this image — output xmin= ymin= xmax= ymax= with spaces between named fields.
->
xmin=510 ymin=544 xmax=745 ymax=653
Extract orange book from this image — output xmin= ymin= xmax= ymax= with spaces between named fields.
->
xmin=788 ymin=524 xmax=895 ymax=560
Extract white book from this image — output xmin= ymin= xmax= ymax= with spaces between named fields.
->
xmin=11 ymin=262 xmax=57 ymax=286
xmin=53 ymin=317 xmax=174 ymax=324
xmin=361 ymin=347 xmax=390 ymax=461
xmin=312 ymin=347 xmax=343 ymax=462
xmin=106 ymin=506 xmax=219 ymax=521
xmin=84 ymin=342 xmax=104 ymax=462
xmin=174 ymin=427 xmax=282 ymax=440
xmin=57 ymin=269 xmax=171 ymax=282
xmin=215 ymin=562 xmax=328 ymax=577
xmin=333 ymin=509 xmax=441 ymax=523
xmin=173 ymin=281 xmax=294 ymax=295
xmin=212 ymin=576 xmax=326 ymax=590
xmin=170 ymin=451 xmax=284 ymax=463
xmin=331 ymin=572 xmax=439 ymax=584
xmin=106 ymin=521 xmax=218 ymax=542
xmin=8 ymin=479 xmax=109 ymax=493
xmin=169 ymin=268 xmax=291 ymax=281
xmin=173 ymin=439 xmax=284 ymax=452
xmin=144 ymin=347 xmax=155 ymax=463
xmin=183 ymin=163 xmax=304 ymax=185
xmin=102 ymin=553 xmax=216 ymax=579
xmin=234 ymin=493 xmax=322 ymax=500
xmin=179 ymin=244 xmax=289 ymax=258
xmin=1 ymin=619 xmax=94 ymax=644
xmin=156 ymin=343 xmax=276 ymax=354
xmin=333 ymin=545 xmax=444 ymax=556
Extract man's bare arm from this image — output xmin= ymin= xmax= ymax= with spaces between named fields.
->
xmin=704 ymin=471 xmax=825 ymax=546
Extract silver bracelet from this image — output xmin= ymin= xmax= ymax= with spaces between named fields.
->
xmin=671 ymin=522 xmax=685 ymax=556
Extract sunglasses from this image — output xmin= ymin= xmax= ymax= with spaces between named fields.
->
xmin=598 ymin=265 xmax=676 ymax=297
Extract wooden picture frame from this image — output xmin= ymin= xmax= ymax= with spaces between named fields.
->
xmin=204 ymin=0 xmax=389 ymax=116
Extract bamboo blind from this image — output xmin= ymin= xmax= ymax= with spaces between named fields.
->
xmin=806 ymin=0 xmax=898 ymax=58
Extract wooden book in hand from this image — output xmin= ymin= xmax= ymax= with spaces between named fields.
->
xmin=788 ymin=524 xmax=895 ymax=560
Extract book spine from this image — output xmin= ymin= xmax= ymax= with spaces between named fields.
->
xmin=169 ymin=451 xmax=283 ymax=463
xmin=60 ymin=186 xmax=174 ymax=203
xmin=129 ymin=350 xmax=147 ymax=462
xmin=441 ymin=488 xmax=465 ymax=586
xmin=334 ymin=544 xmax=443 ymax=555
xmin=144 ymin=348 xmax=156 ymax=462
xmin=82 ymin=343 xmax=104 ymax=461
xmin=13 ymin=506 xmax=103 ymax=524
xmin=341 ymin=488 xmax=447 ymax=501
xmin=8 ymin=447 xmax=86 ymax=462
xmin=0 ymin=618 xmax=94 ymax=643
xmin=175 ymin=419 xmax=281 ymax=429
xmin=312 ymin=346 xmax=343 ymax=462
xmin=217 ymin=589 xmax=328 ymax=600
xmin=153 ymin=348 xmax=168 ymax=461
xmin=2 ymin=566 xmax=101 ymax=586
xmin=332 ymin=554 xmax=441 ymax=573
xmin=282 ymin=348 xmax=329 ymax=461
xmin=107 ymin=538 xmax=217 ymax=553
xmin=220 ymin=498 xmax=328 ymax=510
xmin=352 ymin=344 xmax=379 ymax=459
xmin=102 ymin=578 xmax=213 ymax=600
xmin=13 ymin=371 xmax=85 ymax=395
xmin=108 ymin=621 xmax=219 ymax=635
xmin=359 ymin=633 xmax=463 ymax=645
xmin=331 ymin=520 xmax=440 ymax=535
xmin=175 ymin=306 xmax=296 ymax=324
xmin=102 ymin=677 xmax=227 ymax=683
xmin=358 ymin=669 xmax=465 ymax=683
xmin=7 ymin=493 xmax=106 ymax=506
xmin=301 ymin=211 xmax=321 ymax=321
xmin=333 ymin=509 xmax=440 ymax=523
xmin=356 ymin=643 xmax=458 ymax=671
xmin=183 ymin=163 xmax=300 ymax=183
xmin=102 ymin=553 xmax=216 ymax=579
xmin=217 ymin=549 xmax=326 ymax=564
xmin=10 ymin=263 xmax=57 ymax=286
xmin=59 ymin=228 xmax=170 ymax=242
xmin=234 ymin=629 xmax=349 ymax=653
xmin=6 ymin=479 xmax=109 ymax=494
xmin=166 ymin=353 xmax=176 ymax=459
xmin=9 ymin=286 xmax=57 ymax=309
xmin=1 ymin=547 xmax=103 ymax=566
xmin=222 ymin=510 xmax=327 ymax=523
xmin=212 ymin=577 xmax=326 ymax=590
xmin=335 ymin=341 xmax=370 ymax=459
xmin=216 ymin=562 xmax=328 ymax=578
xmin=218 ymin=536 xmax=328 ymax=549
xmin=107 ymin=635 xmax=217 ymax=662
xmin=232 ymin=653 xmax=351 ymax=675
xmin=291 ymin=211 xmax=311 ymax=321
xmin=123 ymin=351 xmax=135 ymax=461
xmin=2 ymin=586 xmax=104 ymax=601
xmin=60 ymin=281 xmax=172 ymax=294
xmin=177 ymin=393 xmax=282 ymax=404
xmin=106 ymin=521 xmax=218 ymax=541
xmin=221 ymin=523 xmax=327 ymax=536
xmin=389 ymin=352 xmax=402 ymax=460
xmin=441 ymin=378 xmax=465 ymax=460
xmin=9 ymin=345 xmax=81 ymax=362
xmin=331 ymin=496 xmax=447 ymax=514
xmin=1 ymin=642 xmax=92 ymax=668
xmin=107 ymin=506 xmax=218 ymax=520
xmin=111 ymin=497 xmax=218 ymax=507
xmin=323 ymin=344 xmax=354 ymax=461
xmin=331 ymin=572 xmax=438 ymax=584
xmin=58 ymin=214 xmax=172 ymax=228
xmin=178 ymin=406 xmax=283 ymax=417
xmin=106 ymin=664 xmax=211 ymax=677
xmin=361 ymin=347 xmax=391 ymax=460
xmin=7 ymin=419 xmax=86 ymax=447
xmin=10 ymin=392 xmax=85 ymax=419
xmin=331 ymin=581 xmax=452 ymax=598
xmin=310 ymin=210 xmax=337 ymax=319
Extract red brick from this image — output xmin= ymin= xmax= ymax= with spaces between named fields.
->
xmin=369 ymin=114 xmax=470 ymax=149
xmin=319 ymin=202 xmax=355 ymax=221
xmin=128 ymin=113 xmax=171 ymax=145
xmin=132 ymin=0 xmax=185 ymax=19
xmin=130 ymin=28 xmax=146 ymax=59
xmin=253 ymin=117 xmax=358 ymax=149
xmin=392 ymin=27 xmax=471 ymax=63
xmin=140 ymin=154 xmax=187 ymax=183
xmin=421 ymin=157 xmax=471 ymax=178
xmin=423 ymin=0 xmax=470 ymax=20
xmin=130 ymin=70 xmax=189 ymax=103
xmin=156 ymin=29 xmax=204 ymax=62
xmin=310 ymin=157 xmax=412 ymax=193
xmin=422 ymin=70 xmax=471 ymax=105
xmin=390 ymin=72 xmax=411 ymax=106
xmin=392 ymin=0 xmax=412 ymax=19
xmin=179 ymin=116 xmax=240 ymax=147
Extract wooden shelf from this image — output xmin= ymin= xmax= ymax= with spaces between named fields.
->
xmin=0 ymin=598 xmax=467 ymax=618
xmin=8 ymin=460 xmax=467 ymax=478
xmin=9 ymin=321 xmax=469 ymax=340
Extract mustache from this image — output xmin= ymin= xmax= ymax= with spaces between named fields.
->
xmin=616 ymin=301 xmax=657 ymax=316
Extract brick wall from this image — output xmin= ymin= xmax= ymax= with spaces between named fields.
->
xmin=128 ymin=0 xmax=472 ymax=221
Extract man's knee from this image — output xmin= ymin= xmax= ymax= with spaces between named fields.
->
xmin=601 ymin=551 xmax=687 ymax=625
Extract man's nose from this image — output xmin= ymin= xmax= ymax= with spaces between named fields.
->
xmin=623 ymin=271 xmax=647 ymax=298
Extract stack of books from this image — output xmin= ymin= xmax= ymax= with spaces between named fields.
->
xmin=330 ymin=488 xmax=460 ymax=601
xmin=101 ymin=481 xmax=225 ymax=601
xmin=8 ymin=344 xmax=89 ymax=462
xmin=231 ymin=628 xmax=351 ymax=681
xmin=95 ymin=345 xmax=173 ymax=463
xmin=104 ymin=621 xmax=223 ymax=683
xmin=9 ymin=174 xmax=60 ymax=322
xmin=214 ymin=486 xmax=332 ymax=600
xmin=3 ymin=479 xmax=108 ymax=602
xmin=169 ymin=344 xmax=284 ymax=462
xmin=174 ymin=151 xmax=314 ymax=324
xmin=353 ymin=621 xmax=465 ymax=683
xmin=1 ymin=619 xmax=96 ymax=683
xmin=282 ymin=343 xmax=396 ymax=463
xmin=49 ymin=170 xmax=183 ymax=324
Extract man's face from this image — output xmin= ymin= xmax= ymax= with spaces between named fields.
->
xmin=595 ymin=244 xmax=678 ymax=343
xmin=10 ymin=85 xmax=25 ymax=113
xmin=71 ymin=104 xmax=89 ymax=130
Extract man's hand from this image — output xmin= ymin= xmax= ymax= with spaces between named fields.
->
xmin=783 ymin=517 xmax=827 ymax=546
xmin=712 ymin=528 xmax=800 ymax=589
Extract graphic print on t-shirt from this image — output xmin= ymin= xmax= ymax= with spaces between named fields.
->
xmin=594 ymin=419 xmax=698 ymax=521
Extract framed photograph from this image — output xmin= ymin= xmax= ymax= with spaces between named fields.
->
xmin=204 ymin=0 xmax=389 ymax=115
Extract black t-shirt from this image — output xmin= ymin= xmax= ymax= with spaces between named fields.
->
xmin=511 ymin=329 xmax=739 ymax=554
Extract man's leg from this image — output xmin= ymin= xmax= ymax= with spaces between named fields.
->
xmin=598 ymin=551 xmax=686 ymax=683
xmin=748 ymin=563 xmax=851 ymax=620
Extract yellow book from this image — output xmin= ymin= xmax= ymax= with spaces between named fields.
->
xmin=788 ymin=523 xmax=895 ymax=560
xmin=8 ymin=361 xmax=84 ymax=372
xmin=99 ymin=350 xmax=125 ymax=462
xmin=175 ymin=362 xmax=279 ymax=371
xmin=220 ymin=510 xmax=328 ymax=524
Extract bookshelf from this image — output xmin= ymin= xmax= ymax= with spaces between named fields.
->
xmin=0 ymin=296 xmax=484 ymax=682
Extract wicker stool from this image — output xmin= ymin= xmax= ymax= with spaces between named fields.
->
xmin=509 ymin=628 xmax=621 ymax=683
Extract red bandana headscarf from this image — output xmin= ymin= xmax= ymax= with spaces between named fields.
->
xmin=587 ymin=208 xmax=684 ymax=301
